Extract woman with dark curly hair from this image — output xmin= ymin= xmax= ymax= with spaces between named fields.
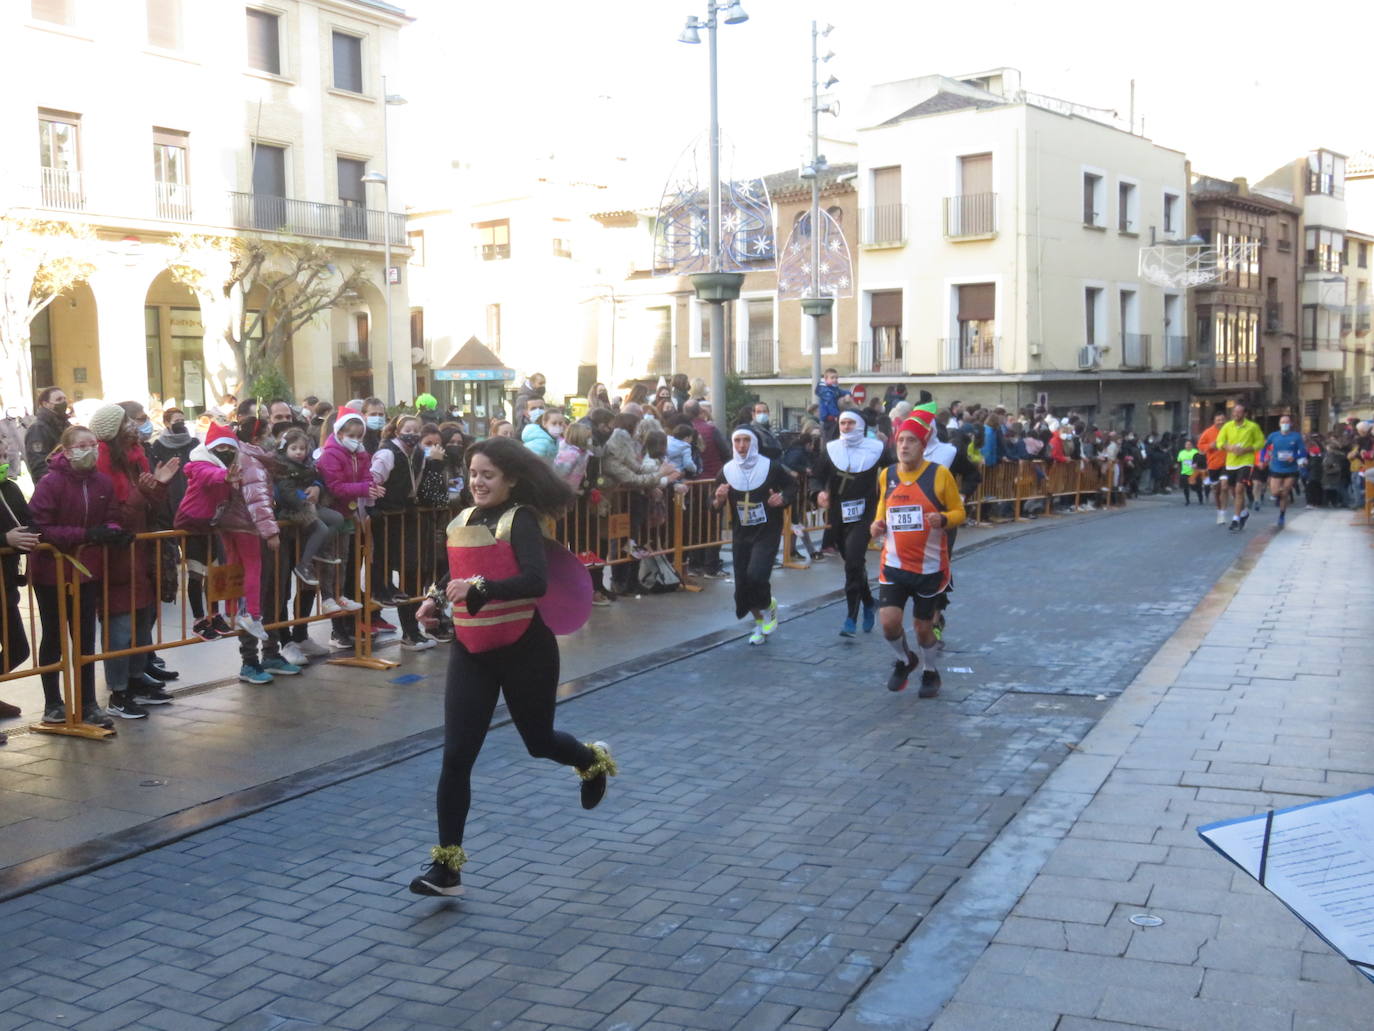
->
xmin=409 ymin=437 xmax=616 ymax=897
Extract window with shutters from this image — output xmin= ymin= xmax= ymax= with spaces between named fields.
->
xmin=1083 ymin=172 xmax=1104 ymax=227
xmin=648 ymin=307 xmax=672 ymax=371
xmin=1117 ymin=180 xmax=1138 ymax=233
xmin=691 ymin=298 xmax=734 ymax=357
xmin=475 ymin=220 xmax=510 ymax=261
xmin=31 ymin=0 xmax=72 ymax=25
xmin=332 ymin=31 xmax=363 ymax=93
xmin=38 ymin=110 xmax=82 ymax=210
xmin=869 ymin=290 xmax=903 ymax=371
xmin=147 ymin=0 xmax=181 ymax=49
xmin=152 ymin=128 xmax=190 ymax=220
xmin=337 ymin=157 xmax=367 ymax=239
xmin=246 ymin=8 xmax=280 ymax=74
xmin=956 ymin=284 xmax=995 ymax=368
xmin=1085 ymin=287 xmax=1103 ymax=346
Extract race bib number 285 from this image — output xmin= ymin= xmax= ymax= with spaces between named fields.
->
xmin=888 ymin=505 xmax=925 ymax=532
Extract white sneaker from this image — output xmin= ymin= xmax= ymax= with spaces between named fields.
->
xmin=236 ymin=614 xmax=268 ymax=641
xmin=401 ymin=635 xmax=437 ymax=651
xmin=748 ymin=624 xmax=766 ymax=646
xmin=295 ymin=637 xmax=329 ymax=658
xmin=1216 ymin=510 xmax=1226 ymax=526
xmin=280 ymin=642 xmax=309 ymax=666
xmin=337 ymin=597 xmax=364 ymax=612
xmin=319 ymin=597 xmax=343 ymax=615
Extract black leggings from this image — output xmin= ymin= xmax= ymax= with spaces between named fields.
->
xmin=436 ymin=617 xmax=593 ymax=847
xmin=35 ymin=582 xmax=97 ymax=709
xmin=836 ymin=520 xmax=873 ymax=619
xmin=732 ymin=525 xmax=780 ymax=619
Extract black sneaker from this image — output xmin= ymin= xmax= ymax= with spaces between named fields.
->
xmin=209 ymin=614 xmax=234 ymax=637
xmin=330 ymin=632 xmax=356 ymax=650
xmin=409 ymin=861 xmax=463 ymax=897
xmin=131 ymin=684 xmax=173 ymax=705
xmin=144 ymin=664 xmax=179 ymax=682
xmin=919 ymin=669 xmax=942 ymax=698
xmin=578 ymin=741 xmax=617 ymax=810
xmin=108 ymin=693 xmax=148 ymax=719
xmin=886 ymin=653 xmax=917 ymax=693
xmin=1238 ymin=510 xmax=1250 ymax=530
xmin=192 ymin=617 xmax=220 ymax=641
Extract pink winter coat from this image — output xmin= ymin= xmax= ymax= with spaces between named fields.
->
xmin=315 ymin=435 xmax=374 ymax=517
xmin=236 ymin=441 xmax=279 ymax=538
xmin=175 ymin=444 xmax=233 ymax=527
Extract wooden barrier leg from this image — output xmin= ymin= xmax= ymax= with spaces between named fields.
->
xmin=33 ymin=561 xmax=114 ymax=740
xmin=673 ymin=496 xmax=702 ymax=593
xmin=330 ymin=515 xmax=398 ymax=671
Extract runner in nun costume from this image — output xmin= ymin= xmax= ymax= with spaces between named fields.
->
xmin=813 ymin=408 xmax=888 ymax=637
xmin=712 ymin=426 xmax=797 ymax=645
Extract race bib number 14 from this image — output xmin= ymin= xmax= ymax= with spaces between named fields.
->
xmin=737 ymin=502 xmax=767 ymax=526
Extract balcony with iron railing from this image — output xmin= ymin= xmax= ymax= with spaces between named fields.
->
xmin=478 ymin=243 xmax=511 ymax=261
xmin=154 ymin=181 xmax=192 ymax=221
xmin=1121 ymin=332 xmax=1151 ymax=370
xmin=742 ymin=334 xmax=777 ymax=376
xmin=939 ymin=336 xmax=1000 ymax=372
xmin=943 ymin=193 xmax=997 ymax=239
xmin=859 ymin=204 xmax=907 ymax=248
xmin=1163 ymin=335 xmax=1187 ymax=369
xmin=229 ymin=192 xmax=406 ymax=246
xmin=1193 ymin=347 xmax=1260 ymax=389
xmin=39 ymin=166 xmax=84 ymax=211
xmin=862 ymin=339 xmax=906 ymax=375
xmin=1357 ymin=304 xmax=1372 ymax=336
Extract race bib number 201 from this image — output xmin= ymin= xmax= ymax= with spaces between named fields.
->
xmin=840 ymin=498 xmax=866 ymax=523
xmin=888 ymin=505 xmax=925 ymax=532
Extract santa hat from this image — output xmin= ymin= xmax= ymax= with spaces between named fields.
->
xmin=334 ymin=406 xmax=364 ymax=435
xmin=898 ymin=402 xmax=938 ymax=445
xmin=205 ymin=422 xmax=238 ymax=449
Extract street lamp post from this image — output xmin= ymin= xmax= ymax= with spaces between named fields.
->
xmin=360 ymin=76 xmax=407 ymax=407
xmin=800 ymin=22 xmax=837 ymax=389
xmin=679 ymin=2 xmax=748 ymax=439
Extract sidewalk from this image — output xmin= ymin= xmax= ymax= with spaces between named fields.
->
xmin=0 ymin=506 xmax=1108 ymax=886
xmin=858 ymin=506 xmax=1373 ymax=1031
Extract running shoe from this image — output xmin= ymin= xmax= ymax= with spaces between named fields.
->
xmin=292 ymin=563 xmax=319 ymax=588
xmin=144 ymin=663 xmax=178 ymax=682
xmin=1277 ymin=512 xmax=1286 ymax=529
xmin=919 ymin=669 xmax=942 ymax=698
xmin=330 ymin=632 xmax=356 ymax=650
xmin=861 ymin=604 xmax=875 ymax=634
xmin=83 ymin=704 xmax=115 ymax=728
xmin=371 ymin=615 xmax=398 ymax=634
xmin=192 ymin=617 xmax=221 ymax=641
xmin=1229 ymin=518 xmax=1240 ymax=532
xmin=410 ymin=861 xmax=463 ymax=897
xmin=209 ymin=613 xmax=234 ymax=637
xmin=130 ymin=684 xmax=173 ymax=706
xmin=760 ymin=599 xmax=778 ymax=635
xmin=295 ymin=637 xmax=330 ymax=658
xmin=1239 ymin=510 xmax=1250 ymax=530
xmin=42 ymin=705 xmax=65 ymax=724
xmin=1216 ymin=510 xmax=1227 ymax=526
xmin=400 ymin=634 xmax=437 ymax=651
xmin=886 ymin=653 xmax=917 ymax=693
xmin=578 ymin=741 xmax=616 ymax=810
xmin=261 ymin=656 xmax=303 ymax=677
xmin=748 ymin=624 xmax=766 ymax=646
xmin=319 ymin=597 xmax=344 ymax=615
xmin=840 ymin=617 xmax=857 ymax=638
xmin=236 ymin=614 xmax=269 ymax=641
xmin=107 ymin=693 xmax=148 ymax=719
xmin=279 ymin=642 xmax=309 ymax=667
xmin=932 ymin=624 xmax=944 ymax=643
xmin=335 ymin=596 xmax=364 ymax=612
xmin=238 ymin=664 xmax=274 ymax=685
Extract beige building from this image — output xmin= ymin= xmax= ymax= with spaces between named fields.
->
xmin=3 ymin=0 xmax=412 ymax=413
xmin=850 ymin=69 xmax=1191 ymax=432
xmin=1336 ymin=228 xmax=1373 ymax=420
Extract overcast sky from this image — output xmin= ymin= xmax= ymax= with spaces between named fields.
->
xmin=393 ymin=0 xmax=1372 ymax=208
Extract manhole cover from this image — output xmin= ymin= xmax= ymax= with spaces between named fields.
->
xmin=985 ymin=692 xmax=1107 ymax=718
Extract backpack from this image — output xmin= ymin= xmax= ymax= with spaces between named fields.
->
xmin=637 ymin=552 xmax=681 ymax=594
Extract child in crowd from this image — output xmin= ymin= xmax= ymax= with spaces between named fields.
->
xmin=274 ymin=427 xmax=346 ymax=599
xmin=553 ymin=422 xmax=593 ymax=491
xmin=522 ymin=408 xmax=566 ymax=461
xmin=315 ymin=408 xmax=377 ymax=640
xmin=665 ymin=422 xmax=699 ymax=478
xmin=814 ymin=368 xmax=851 ymax=438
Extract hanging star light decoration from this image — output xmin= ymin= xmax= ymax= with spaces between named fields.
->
xmin=653 ymin=135 xmax=776 ymax=275
xmin=776 ymin=207 xmax=853 ymax=301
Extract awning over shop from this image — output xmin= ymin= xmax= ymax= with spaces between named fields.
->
xmin=432 ymin=337 xmax=516 ymax=382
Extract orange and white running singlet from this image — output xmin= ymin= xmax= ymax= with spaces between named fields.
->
xmin=876 ymin=461 xmax=964 ymax=585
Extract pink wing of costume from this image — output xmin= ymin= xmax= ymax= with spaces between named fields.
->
xmin=537 ymin=539 xmax=593 ymax=635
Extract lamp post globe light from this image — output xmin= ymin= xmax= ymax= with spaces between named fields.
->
xmin=360 ymin=76 xmax=407 ymax=407
xmin=678 ymin=1 xmax=748 ymax=439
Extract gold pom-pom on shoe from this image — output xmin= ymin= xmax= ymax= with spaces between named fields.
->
xmin=577 ymin=740 xmax=616 ymax=810
xmin=430 ymin=844 xmax=467 ymax=871
xmin=410 ymin=844 xmax=466 ymax=897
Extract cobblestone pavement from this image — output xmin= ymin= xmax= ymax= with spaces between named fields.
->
xmin=0 ymin=500 xmax=1256 ymax=1031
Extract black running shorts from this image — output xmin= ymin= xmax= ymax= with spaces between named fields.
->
xmin=878 ymin=566 xmax=947 ymax=620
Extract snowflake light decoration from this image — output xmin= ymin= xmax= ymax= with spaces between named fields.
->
xmin=654 ymin=135 xmax=776 ymax=275
xmin=777 ymin=208 xmax=853 ymax=301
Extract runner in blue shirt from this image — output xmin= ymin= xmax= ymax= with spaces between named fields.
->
xmin=1264 ymin=415 xmax=1306 ymax=529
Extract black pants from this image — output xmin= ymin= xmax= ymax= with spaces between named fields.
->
xmin=436 ymin=617 xmax=593 ymax=847
xmin=836 ymin=519 xmax=873 ymax=619
xmin=1183 ymin=481 xmax=1204 ymax=505
xmin=35 ymin=582 xmax=97 ymax=709
xmin=1 ymin=585 xmax=31 ymax=674
xmin=732 ymin=524 xmax=780 ymax=619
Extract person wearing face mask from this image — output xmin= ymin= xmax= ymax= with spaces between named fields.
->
xmin=25 ymin=386 xmax=72 ymax=482
xmin=360 ymin=397 xmax=388 ymax=454
xmin=150 ymin=406 xmax=198 ymax=517
xmin=521 ymin=408 xmax=566 ymax=463
xmin=514 ymin=373 xmax=548 ymax=431
xmin=438 ymin=426 xmax=467 ymax=503
xmin=316 ymin=408 xmax=385 ymax=649
xmin=1264 ymin=414 xmax=1306 ymax=529
xmin=815 ymin=409 xmax=888 ymax=637
xmin=0 ymin=406 xmax=29 ymax=482
xmin=745 ymin=402 xmax=783 ymax=461
xmin=369 ymin=414 xmax=432 ymax=649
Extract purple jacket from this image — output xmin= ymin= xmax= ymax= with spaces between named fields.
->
xmin=27 ymin=451 xmax=119 ymax=586
xmin=315 ymin=436 xmax=373 ymax=516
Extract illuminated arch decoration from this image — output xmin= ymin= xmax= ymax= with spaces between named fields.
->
xmin=776 ymin=208 xmax=853 ymax=301
xmin=653 ymin=136 xmax=775 ymax=275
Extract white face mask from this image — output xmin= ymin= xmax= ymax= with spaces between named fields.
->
xmin=1280 ymin=422 xmax=1292 ymax=432
xmin=341 ymin=436 xmax=363 ymax=452
xmin=365 ymin=415 xmax=385 ymax=431
xmin=529 ymin=408 xmax=545 ymax=423
xmin=69 ymin=446 xmax=97 ymax=470
xmin=550 ymin=424 xmax=565 ymax=439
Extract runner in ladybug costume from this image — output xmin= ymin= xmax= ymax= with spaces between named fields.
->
xmin=813 ymin=409 xmax=888 ymax=638
xmin=870 ymin=409 xmax=965 ymax=698
xmin=409 ymin=437 xmax=615 ymax=897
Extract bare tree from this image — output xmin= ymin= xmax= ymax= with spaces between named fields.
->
xmin=0 ymin=217 xmax=97 ymax=409
xmin=169 ymin=234 xmax=368 ymax=399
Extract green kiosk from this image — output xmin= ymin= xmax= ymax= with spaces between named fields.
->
xmin=432 ymin=337 xmax=515 ymax=438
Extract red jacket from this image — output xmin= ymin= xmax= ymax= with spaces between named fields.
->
xmin=97 ymin=441 xmax=166 ymax=614
xmin=27 ymin=451 xmax=119 ymax=586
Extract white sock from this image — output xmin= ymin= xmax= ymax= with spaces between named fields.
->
xmin=923 ymin=645 xmax=940 ymax=674
xmin=887 ymin=632 xmax=911 ymax=661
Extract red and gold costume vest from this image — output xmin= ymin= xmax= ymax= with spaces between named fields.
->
xmin=446 ymin=505 xmax=538 ymax=652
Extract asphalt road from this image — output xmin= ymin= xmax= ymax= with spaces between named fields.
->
xmin=0 ymin=496 xmax=1268 ymax=1031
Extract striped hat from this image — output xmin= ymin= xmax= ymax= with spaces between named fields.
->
xmin=897 ymin=402 xmax=938 ymax=445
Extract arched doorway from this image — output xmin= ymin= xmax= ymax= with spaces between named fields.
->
xmin=30 ymin=280 xmax=98 ymax=407
xmin=144 ymin=270 xmax=206 ymax=416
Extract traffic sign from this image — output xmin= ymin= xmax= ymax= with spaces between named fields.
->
xmin=851 ymin=383 xmax=867 ymax=404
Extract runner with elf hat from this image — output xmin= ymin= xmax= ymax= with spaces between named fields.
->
xmin=713 ymin=425 xmax=797 ymax=646
xmin=870 ymin=405 xmax=966 ymax=697
xmin=813 ymin=408 xmax=888 ymax=637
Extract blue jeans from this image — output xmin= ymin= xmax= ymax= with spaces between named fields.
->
xmin=102 ymin=603 xmax=153 ymax=692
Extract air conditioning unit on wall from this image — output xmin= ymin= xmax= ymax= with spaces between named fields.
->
xmin=1078 ymin=345 xmax=1100 ymax=369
